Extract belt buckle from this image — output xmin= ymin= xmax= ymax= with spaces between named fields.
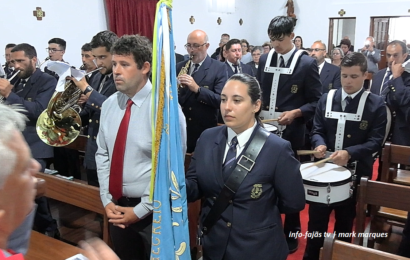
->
xmin=237 ymin=155 xmax=255 ymax=172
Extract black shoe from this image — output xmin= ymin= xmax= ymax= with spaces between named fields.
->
xmin=287 ymin=237 xmax=299 ymax=254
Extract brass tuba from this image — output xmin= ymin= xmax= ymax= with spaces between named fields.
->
xmin=177 ymin=56 xmax=192 ymax=89
xmin=36 ymin=80 xmax=82 ymax=147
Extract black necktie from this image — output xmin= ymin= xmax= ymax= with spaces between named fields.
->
xmin=344 ymin=96 xmax=352 ymax=111
xmin=279 ymin=56 xmax=285 ymax=68
xmin=233 ymin=64 xmax=238 ymax=74
xmin=98 ymin=75 xmax=108 ymax=92
xmin=14 ymin=79 xmax=26 ymax=94
xmin=381 ymin=70 xmax=392 ymax=95
xmin=222 ymin=136 xmax=238 ymax=180
xmin=191 ymin=63 xmax=199 ymax=75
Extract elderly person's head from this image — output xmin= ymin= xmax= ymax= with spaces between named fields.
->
xmin=0 ymin=104 xmax=40 ymax=250
xmin=251 ymin=46 xmax=263 ymax=64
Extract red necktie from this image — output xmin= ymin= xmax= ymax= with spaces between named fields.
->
xmin=109 ymin=99 xmax=133 ymax=200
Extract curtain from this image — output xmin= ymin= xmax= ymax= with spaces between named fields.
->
xmin=105 ymin=0 xmax=157 ymax=41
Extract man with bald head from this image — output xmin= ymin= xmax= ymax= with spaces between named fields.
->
xmin=310 ymin=40 xmax=341 ymax=93
xmin=177 ymin=29 xmax=227 ymax=153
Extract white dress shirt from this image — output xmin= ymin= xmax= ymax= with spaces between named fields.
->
xmin=223 ymin=120 xmax=257 ymax=161
xmin=277 ymin=44 xmax=296 ymax=66
xmin=96 ymin=80 xmax=187 ymax=219
xmin=341 ymin=87 xmax=363 ymax=111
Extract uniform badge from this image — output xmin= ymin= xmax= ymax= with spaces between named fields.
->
xmin=359 ymin=120 xmax=368 ymax=130
xmin=204 ymin=86 xmax=209 ymax=89
xmin=27 ymin=98 xmax=32 ymax=101
xmin=328 ymin=83 xmax=333 ymax=90
xmin=291 ymin=85 xmax=298 ymax=93
xmin=251 ymin=184 xmax=263 ymax=199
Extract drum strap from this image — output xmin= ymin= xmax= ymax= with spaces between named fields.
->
xmin=201 ymin=127 xmax=269 ymax=236
xmin=259 ymin=49 xmax=306 ymax=134
xmin=325 ymin=89 xmax=369 ymax=150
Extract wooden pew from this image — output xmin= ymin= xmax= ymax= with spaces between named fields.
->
xmin=65 ymin=134 xmax=88 ymax=152
xmin=36 ymin=172 xmax=109 ymax=245
xmin=320 ymin=235 xmax=410 ymax=260
xmin=355 ymin=177 xmax=410 ymax=247
xmin=380 ymin=142 xmax=410 ymax=185
xmin=26 ymin=231 xmax=85 ymax=260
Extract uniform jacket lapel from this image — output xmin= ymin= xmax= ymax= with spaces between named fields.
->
xmin=213 ymin=127 xmax=227 ymax=187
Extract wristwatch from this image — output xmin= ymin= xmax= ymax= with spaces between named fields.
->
xmin=82 ymin=85 xmax=93 ymax=95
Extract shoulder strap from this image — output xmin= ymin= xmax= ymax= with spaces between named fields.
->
xmin=201 ymin=126 xmax=270 ymax=236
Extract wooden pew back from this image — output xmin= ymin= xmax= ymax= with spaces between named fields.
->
xmin=355 ymin=177 xmax=410 ymax=245
xmin=36 ymin=172 xmax=110 ymax=244
xmin=321 ymin=235 xmax=410 ymax=260
xmin=381 ymin=142 xmax=410 ymax=183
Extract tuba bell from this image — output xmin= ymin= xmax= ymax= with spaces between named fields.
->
xmin=36 ymin=79 xmax=82 ymax=147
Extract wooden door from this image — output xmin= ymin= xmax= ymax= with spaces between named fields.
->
xmin=371 ymin=17 xmax=390 ymax=69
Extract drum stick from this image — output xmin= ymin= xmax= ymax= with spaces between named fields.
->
xmin=296 ymin=150 xmax=321 ymax=155
xmin=8 ymin=70 xmax=20 ymax=81
xmin=261 ymin=118 xmax=279 ymax=123
xmin=304 ymin=157 xmax=332 ymax=169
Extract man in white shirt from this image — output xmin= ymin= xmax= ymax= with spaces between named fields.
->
xmin=96 ymin=35 xmax=186 ymax=260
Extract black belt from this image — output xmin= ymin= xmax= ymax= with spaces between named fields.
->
xmin=117 ymin=197 xmax=141 ymax=207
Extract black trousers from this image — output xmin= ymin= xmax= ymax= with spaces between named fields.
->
xmin=110 ymin=197 xmax=152 ymax=260
xmin=53 ymin=147 xmax=81 ymax=179
xmin=86 ymin=168 xmax=100 ymax=187
xmin=34 ymin=159 xmax=57 ymax=233
xmin=398 ymin=212 xmax=410 ymax=257
xmin=303 ymin=198 xmax=356 ymax=260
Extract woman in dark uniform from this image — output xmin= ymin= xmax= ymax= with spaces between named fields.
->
xmin=185 ymin=74 xmax=305 ymax=260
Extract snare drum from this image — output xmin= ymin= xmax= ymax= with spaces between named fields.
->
xmin=300 ymin=162 xmax=353 ymax=205
xmin=263 ymin=123 xmax=278 ymax=135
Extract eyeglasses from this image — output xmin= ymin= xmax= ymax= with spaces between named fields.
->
xmin=252 ymin=53 xmax=261 ymax=56
xmin=332 ymin=52 xmax=341 ymax=55
xmin=311 ymin=48 xmax=325 ymax=52
xmin=184 ymin=43 xmax=207 ymax=50
xmin=46 ymin=48 xmax=63 ymax=53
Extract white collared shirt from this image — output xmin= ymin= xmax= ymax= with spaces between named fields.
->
xmin=277 ymin=44 xmax=296 ymax=66
xmin=317 ymin=61 xmax=325 ymax=75
xmin=341 ymin=87 xmax=363 ymax=111
xmin=226 ymin=59 xmax=240 ymax=73
xmin=223 ymin=120 xmax=257 ymax=161
xmin=189 ymin=57 xmax=206 ymax=75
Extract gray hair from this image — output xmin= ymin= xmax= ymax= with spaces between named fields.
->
xmin=0 ymin=104 xmax=27 ymax=187
xmin=332 ymin=47 xmax=345 ymax=59
xmin=251 ymin=46 xmax=263 ymax=54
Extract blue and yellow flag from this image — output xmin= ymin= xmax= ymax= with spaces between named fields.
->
xmin=150 ymin=1 xmax=191 ymax=259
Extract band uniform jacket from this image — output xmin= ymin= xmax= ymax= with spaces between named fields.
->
xmin=370 ymin=68 xmax=410 ymax=146
xmin=257 ymin=50 xmax=322 ymax=151
xmin=82 ymin=73 xmax=117 ymax=170
xmin=186 ymin=124 xmax=305 ymax=260
xmin=311 ymin=88 xmax=387 ymax=177
xmin=225 ymin=61 xmax=255 ymax=78
xmin=6 ymin=69 xmax=56 ymax=159
xmin=246 ymin=61 xmax=258 ymax=77
xmin=177 ymin=56 xmax=227 ymax=152
xmin=320 ymin=62 xmax=341 ymax=94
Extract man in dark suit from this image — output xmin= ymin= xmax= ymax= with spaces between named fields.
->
xmin=370 ymin=40 xmax=410 ymax=146
xmin=71 ymin=30 xmax=118 ymax=186
xmin=44 ymin=38 xmax=68 ymax=79
xmin=0 ymin=43 xmax=60 ymax=238
xmin=310 ymin=40 xmax=341 ymax=93
xmin=177 ymin=29 xmax=227 ymax=153
xmin=224 ymin=39 xmax=254 ymax=77
xmin=3 ymin=43 xmax=16 ymax=79
xmin=256 ymin=16 xmax=322 ymax=253
xmin=304 ymin=52 xmax=386 ymax=260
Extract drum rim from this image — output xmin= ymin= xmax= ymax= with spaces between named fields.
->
xmin=303 ymin=177 xmax=352 ymax=187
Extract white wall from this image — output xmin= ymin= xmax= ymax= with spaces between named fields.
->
xmin=0 ymin=0 xmax=107 ymax=68
xmin=1 ymin=0 xmax=410 ymax=66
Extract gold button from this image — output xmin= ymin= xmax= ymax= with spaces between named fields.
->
xmin=212 ymin=197 xmax=216 ymax=200
xmin=229 ymin=200 xmax=233 ymax=204
xmin=96 ymin=120 xmax=99 ymax=124
xmin=92 ymin=103 xmax=94 ymax=106
xmin=266 ymin=106 xmax=269 ymax=109
xmin=189 ymin=118 xmax=192 ymax=121
xmin=94 ymin=136 xmax=97 ymax=140
xmin=89 ymin=119 xmax=92 ymax=123
xmin=96 ymin=106 xmax=99 ymax=109
xmin=189 ymin=107 xmax=192 ymax=110
xmin=87 ymin=135 xmax=90 ymax=138
xmin=276 ymin=107 xmax=278 ymax=110
xmin=347 ymin=134 xmax=351 ymax=138
xmin=226 ymin=222 xmax=231 ymax=227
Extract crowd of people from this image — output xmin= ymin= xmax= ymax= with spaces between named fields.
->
xmin=0 ymin=14 xmax=409 ymax=260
